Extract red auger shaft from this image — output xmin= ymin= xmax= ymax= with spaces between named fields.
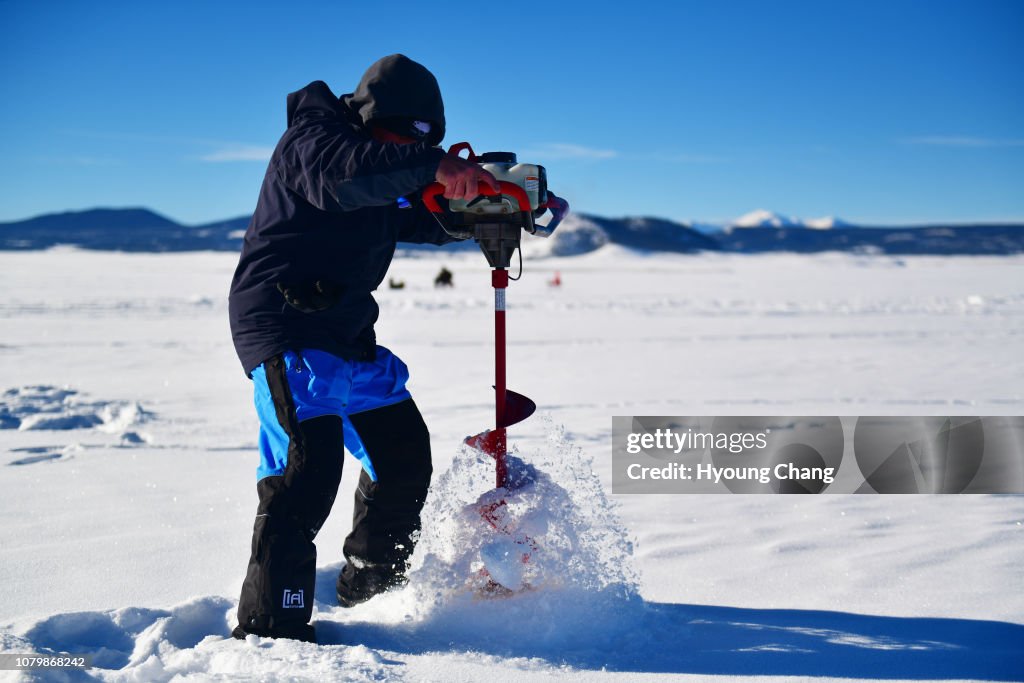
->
xmin=493 ymin=268 xmax=509 ymax=488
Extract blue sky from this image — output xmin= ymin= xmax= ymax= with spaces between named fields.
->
xmin=1 ymin=0 xmax=1022 ymax=225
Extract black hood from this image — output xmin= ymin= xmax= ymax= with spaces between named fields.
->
xmin=340 ymin=54 xmax=446 ymax=145
xmin=285 ymin=80 xmax=347 ymax=127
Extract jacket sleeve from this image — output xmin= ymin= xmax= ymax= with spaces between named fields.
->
xmin=395 ymin=201 xmax=463 ymax=245
xmin=275 ymin=119 xmax=446 ymax=213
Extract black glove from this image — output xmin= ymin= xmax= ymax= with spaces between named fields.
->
xmin=277 ymin=280 xmax=341 ymax=313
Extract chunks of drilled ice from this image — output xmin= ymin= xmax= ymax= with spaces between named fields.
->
xmin=480 ymin=538 xmax=527 ymax=590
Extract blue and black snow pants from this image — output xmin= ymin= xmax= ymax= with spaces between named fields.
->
xmin=236 ymin=347 xmax=432 ymax=633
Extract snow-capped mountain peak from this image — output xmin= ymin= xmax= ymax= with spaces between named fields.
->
xmin=726 ymin=210 xmax=853 ymax=231
xmin=729 ymin=209 xmax=800 ymax=229
xmin=804 ymin=216 xmax=852 ymax=230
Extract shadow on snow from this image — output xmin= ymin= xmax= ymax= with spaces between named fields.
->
xmin=313 ymin=564 xmax=1023 ymax=682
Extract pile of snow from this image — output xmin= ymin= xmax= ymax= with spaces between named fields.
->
xmin=410 ymin=416 xmax=638 ymax=599
xmin=0 ymin=385 xmax=152 ymax=435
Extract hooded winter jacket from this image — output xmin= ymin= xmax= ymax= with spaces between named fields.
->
xmin=229 ymin=55 xmax=456 ymax=375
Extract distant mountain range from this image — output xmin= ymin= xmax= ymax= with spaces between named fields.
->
xmin=0 ymin=208 xmax=246 ymax=252
xmin=725 ymin=209 xmax=856 ymax=230
xmin=2 ymin=207 xmax=1023 ymax=256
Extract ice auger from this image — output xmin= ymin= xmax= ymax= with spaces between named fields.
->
xmin=423 ymin=143 xmax=567 ymax=486
xmin=422 ymin=143 xmax=569 ymax=589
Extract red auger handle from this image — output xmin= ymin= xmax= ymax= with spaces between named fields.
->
xmin=422 ymin=141 xmax=479 ymax=212
xmin=533 ymin=193 xmax=570 ymax=236
xmin=447 ymin=141 xmax=477 ymax=161
xmin=421 ymin=182 xmax=449 ymax=213
xmin=421 ymin=141 xmax=569 ymax=237
xmin=422 ymin=180 xmax=533 ymax=214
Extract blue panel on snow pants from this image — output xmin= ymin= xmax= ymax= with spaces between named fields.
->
xmin=251 ymin=346 xmax=412 ymax=482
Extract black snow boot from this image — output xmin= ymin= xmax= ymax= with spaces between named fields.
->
xmin=231 ymin=622 xmax=316 ymax=643
xmin=336 ymin=560 xmax=408 ymax=608
xmin=335 ymin=398 xmax=432 ymax=607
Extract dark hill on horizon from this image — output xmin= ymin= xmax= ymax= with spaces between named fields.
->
xmin=0 ymin=208 xmax=240 ymax=252
xmin=2 ymin=206 xmax=1023 ymax=256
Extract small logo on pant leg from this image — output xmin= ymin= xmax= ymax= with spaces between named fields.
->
xmin=282 ymin=589 xmax=305 ymax=609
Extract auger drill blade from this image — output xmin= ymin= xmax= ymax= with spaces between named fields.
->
xmin=464 ymin=388 xmax=536 ymax=461
xmin=465 ymin=429 xmax=502 ymax=456
xmin=499 ymin=388 xmax=536 ymax=428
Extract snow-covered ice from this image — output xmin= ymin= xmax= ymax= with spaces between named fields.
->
xmin=0 ymin=247 xmax=1022 ymax=682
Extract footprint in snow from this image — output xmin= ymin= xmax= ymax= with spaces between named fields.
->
xmin=7 ymin=446 xmax=69 ymax=466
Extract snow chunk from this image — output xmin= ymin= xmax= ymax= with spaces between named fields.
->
xmin=0 ymin=385 xmax=153 ymax=435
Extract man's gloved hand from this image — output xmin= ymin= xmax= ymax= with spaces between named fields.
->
xmin=277 ymin=280 xmax=341 ymax=313
xmin=435 ymin=151 xmax=501 ymax=201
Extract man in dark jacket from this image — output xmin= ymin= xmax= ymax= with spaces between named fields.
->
xmin=229 ymin=54 xmax=498 ymax=643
